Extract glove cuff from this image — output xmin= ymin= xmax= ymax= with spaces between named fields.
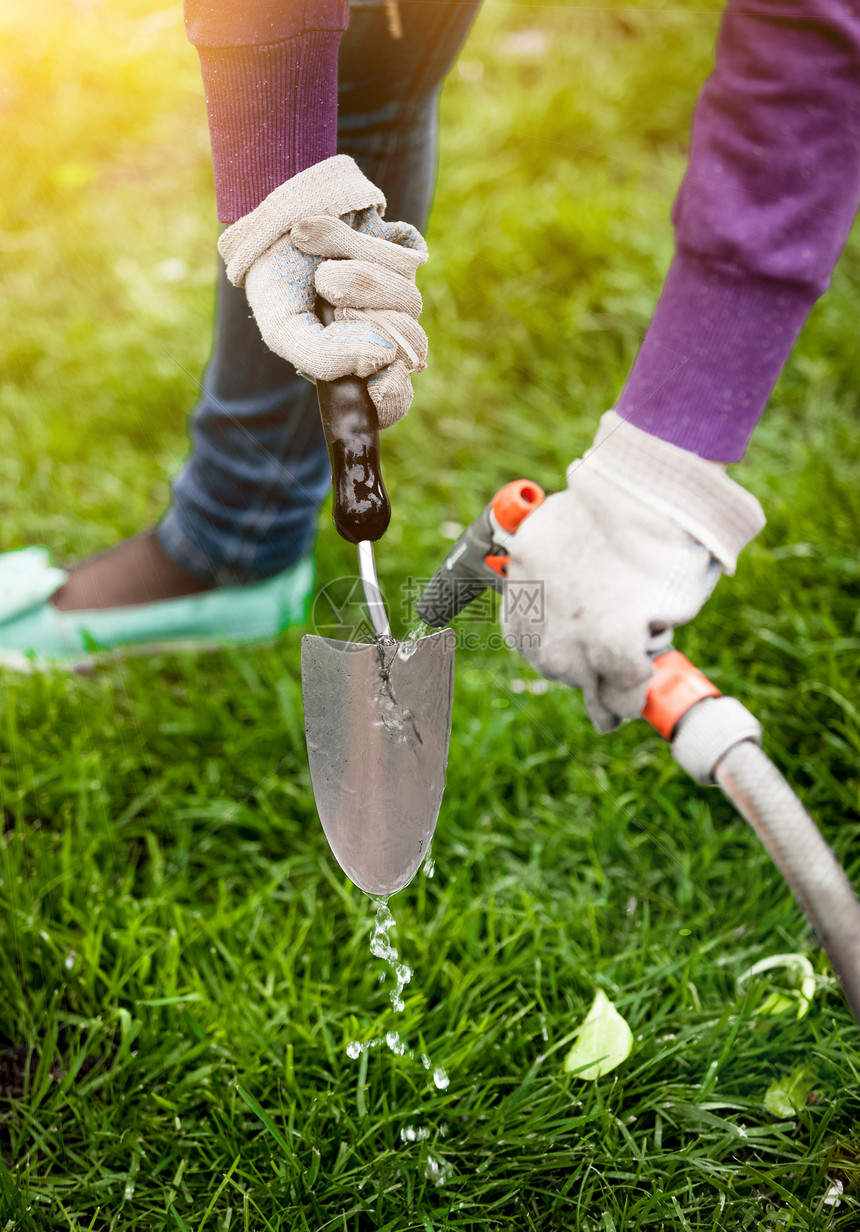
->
xmin=217 ymin=154 xmax=385 ymax=287
xmin=573 ymin=410 xmax=766 ymax=574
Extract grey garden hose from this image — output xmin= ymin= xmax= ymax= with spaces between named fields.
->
xmin=672 ymin=696 xmax=860 ymax=1028
xmin=715 ymin=740 xmax=860 ymax=1028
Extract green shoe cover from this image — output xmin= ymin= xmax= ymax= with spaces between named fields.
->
xmin=0 ymin=547 xmax=314 ymax=669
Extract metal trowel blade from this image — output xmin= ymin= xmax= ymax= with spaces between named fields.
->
xmin=301 ymin=630 xmax=455 ymax=897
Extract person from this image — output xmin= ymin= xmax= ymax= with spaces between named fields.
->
xmin=1 ymin=0 xmax=858 ymax=733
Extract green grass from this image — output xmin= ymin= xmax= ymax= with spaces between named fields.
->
xmin=1 ymin=1 xmax=859 ymax=1227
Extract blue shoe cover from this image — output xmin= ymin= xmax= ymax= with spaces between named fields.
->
xmin=0 ymin=546 xmax=314 ymax=669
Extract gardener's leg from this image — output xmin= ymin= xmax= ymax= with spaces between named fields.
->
xmin=53 ymin=0 xmax=482 ymax=611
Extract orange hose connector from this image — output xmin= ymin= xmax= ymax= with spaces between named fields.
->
xmin=643 ymin=649 xmax=721 ymax=740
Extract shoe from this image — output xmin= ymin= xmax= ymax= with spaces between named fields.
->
xmin=0 ymin=546 xmax=314 ymax=670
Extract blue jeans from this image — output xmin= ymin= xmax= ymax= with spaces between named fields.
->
xmin=158 ymin=1 xmax=481 ymax=585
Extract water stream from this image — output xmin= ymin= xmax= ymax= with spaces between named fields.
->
xmin=345 ymin=867 xmax=448 ymax=1092
xmin=345 ymin=883 xmax=452 ymax=1184
xmin=395 ymin=620 xmax=432 ymax=663
xmin=345 ymin=621 xmax=450 ymax=1180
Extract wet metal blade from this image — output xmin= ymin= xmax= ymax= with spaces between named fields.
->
xmin=301 ymin=630 xmax=454 ymax=897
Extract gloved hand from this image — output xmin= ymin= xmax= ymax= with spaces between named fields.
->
xmin=501 ymin=411 xmax=766 ymax=732
xmin=218 ymin=155 xmax=428 ymax=428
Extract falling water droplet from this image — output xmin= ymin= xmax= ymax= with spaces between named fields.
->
xmin=391 ymin=961 xmax=412 ymax=1012
xmin=385 ymin=1030 xmax=405 ymax=1055
xmin=425 ymin=1154 xmax=453 ymax=1185
xmin=433 ymin=1067 xmax=450 ymax=1090
xmin=370 ymin=900 xmax=398 ymax=963
xmin=346 ymin=1041 xmax=361 ymax=1059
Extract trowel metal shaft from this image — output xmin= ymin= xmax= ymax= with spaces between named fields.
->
xmin=358 ymin=540 xmax=391 ymax=640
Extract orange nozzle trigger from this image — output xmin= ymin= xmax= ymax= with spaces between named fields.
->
xmin=491 ymin=480 xmax=545 ymax=533
xmin=484 ymin=554 xmax=509 ymax=577
xmin=642 ymin=649 xmax=721 ymax=740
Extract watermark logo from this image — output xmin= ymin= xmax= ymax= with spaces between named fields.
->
xmin=311 ymin=575 xmax=378 ymax=643
xmin=311 ymin=575 xmax=544 ymax=652
xmin=502 ymin=581 xmax=544 ymax=624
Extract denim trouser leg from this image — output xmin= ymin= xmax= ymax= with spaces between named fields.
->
xmin=158 ymin=1 xmax=482 ymax=586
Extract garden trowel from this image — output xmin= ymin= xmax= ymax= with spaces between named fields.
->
xmin=301 ymin=300 xmax=454 ymax=898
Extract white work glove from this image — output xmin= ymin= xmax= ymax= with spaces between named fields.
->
xmin=501 ymin=411 xmax=766 ymax=732
xmin=218 ymin=155 xmax=428 ymax=428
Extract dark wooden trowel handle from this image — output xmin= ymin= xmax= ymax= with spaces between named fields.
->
xmin=314 ymin=297 xmax=391 ymax=544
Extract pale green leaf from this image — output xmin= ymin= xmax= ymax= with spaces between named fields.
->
xmin=563 ymin=989 xmax=633 ymax=1080
xmin=737 ymin=953 xmax=816 ymax=1019
xmin=764 ymin=1066 xmax=816 ymax=1117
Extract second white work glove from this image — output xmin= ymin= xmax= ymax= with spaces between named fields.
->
xmin=501 ymin=411 xmax=766 ymax=732
xmin=218 ymin=155 xmax=428 ymax=429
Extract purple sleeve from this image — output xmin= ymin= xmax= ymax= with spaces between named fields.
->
xmin=183 ymin=1 xmax=349 ymax=223
xmin=615 ymin=0 xmax=860 ymax=461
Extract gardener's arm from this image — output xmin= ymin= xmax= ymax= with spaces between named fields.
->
xmin=614 ymin=0 xmax=860 ymax=462
xmin=183 ymin=0 xmax=348 ymax=222
xmin=183 ymin=0 xmax=426 ymax=427
xmin=506 ymin=0 xmax=860 ymax=730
